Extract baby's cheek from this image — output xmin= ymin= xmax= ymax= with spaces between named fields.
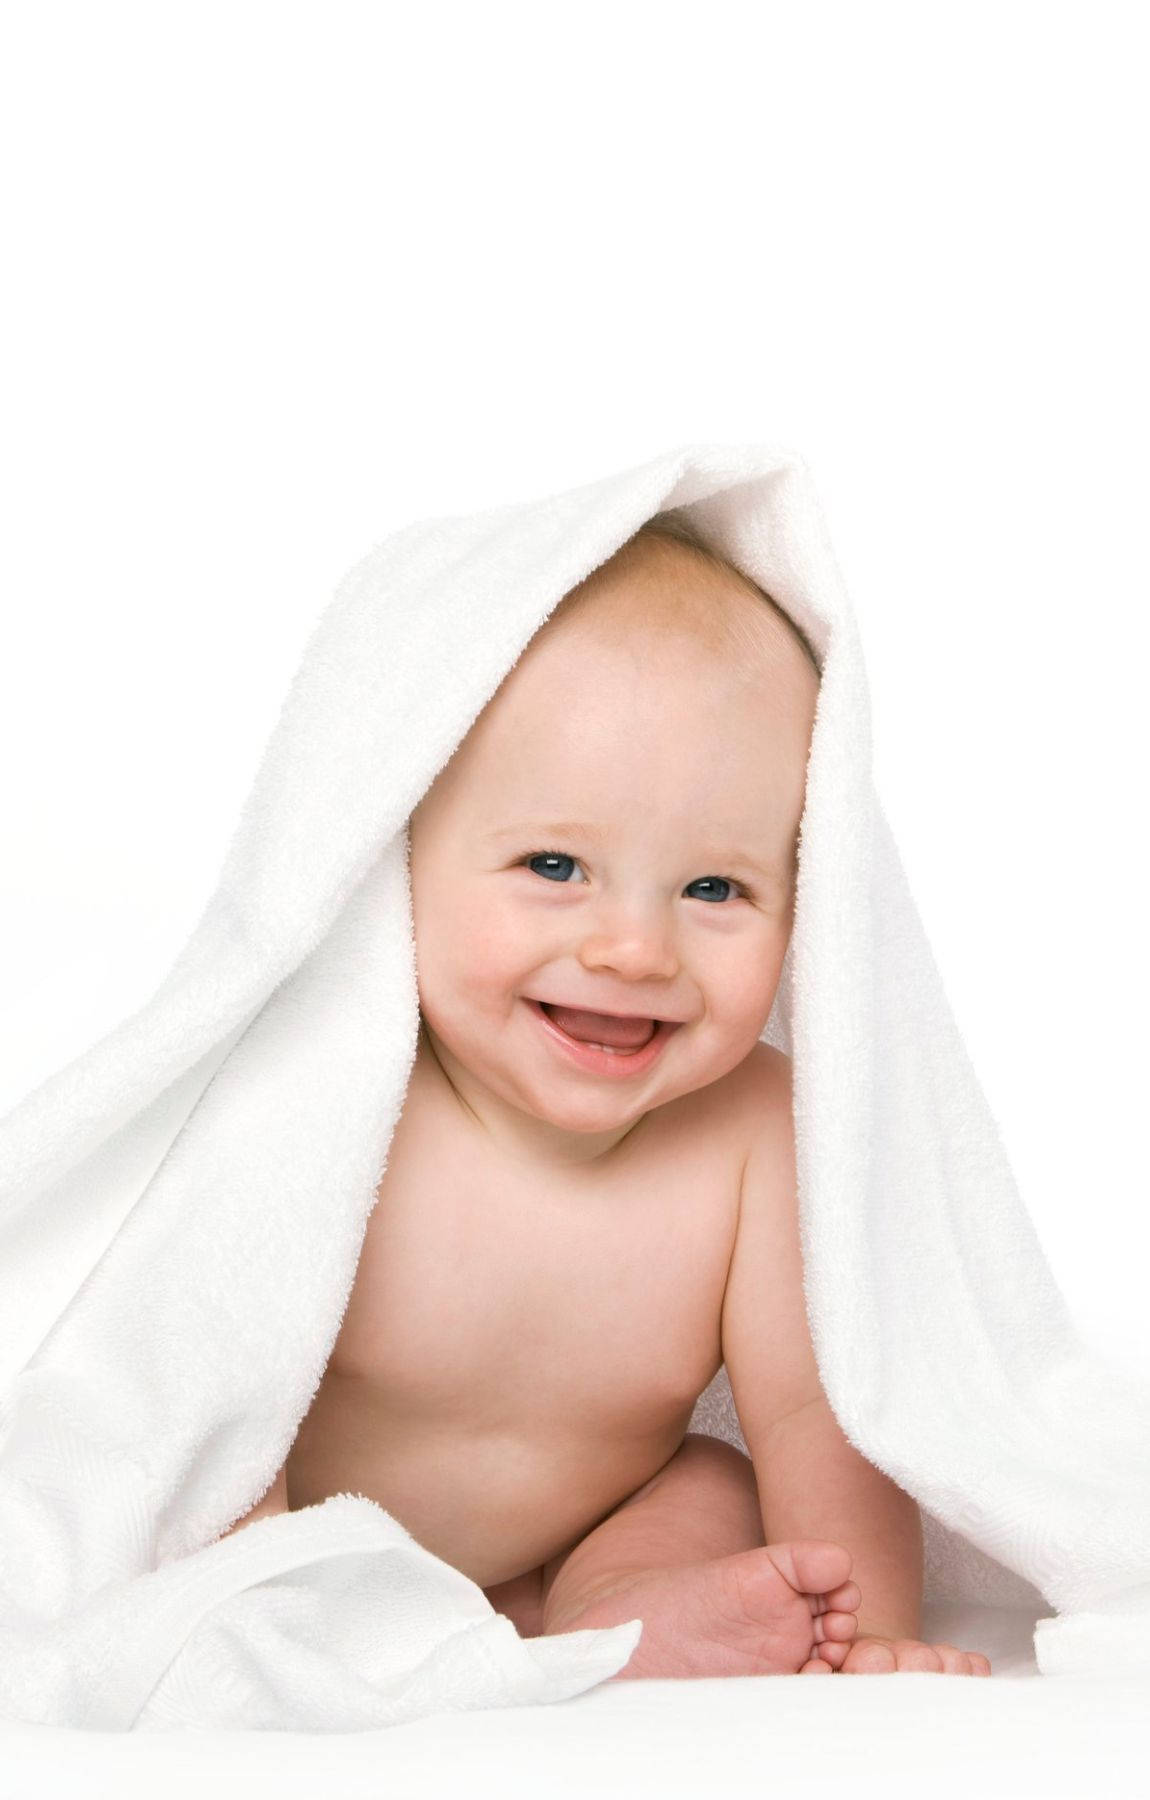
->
xmin=452 ymin=906 xmax=533 ymax=1002
xmin=709 ymin=949 xmax=790 ymax=1048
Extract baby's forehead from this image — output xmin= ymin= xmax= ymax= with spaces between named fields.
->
xmin=419 ymin=529 xmax=822 ymax=831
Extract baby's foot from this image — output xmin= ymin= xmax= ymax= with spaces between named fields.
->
xmin=548 ymin=1540 xmax=859 ymax=1680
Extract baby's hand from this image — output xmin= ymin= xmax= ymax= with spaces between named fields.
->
xmin=829 ymin=1634 xmax=991 ymax=1676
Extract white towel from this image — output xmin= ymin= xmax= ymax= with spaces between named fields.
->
xmin=1 ymin=443 xmax=1147 ymax=1733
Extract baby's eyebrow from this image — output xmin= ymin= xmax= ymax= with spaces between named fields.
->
xmin=487 ymin=822 xmax=785 ymax=880
xmin=487 ymin=821 xmax=609 ymax=843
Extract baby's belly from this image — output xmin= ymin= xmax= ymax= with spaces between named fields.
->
xmin=284 ymin=1366 xmax=708 ymax=1589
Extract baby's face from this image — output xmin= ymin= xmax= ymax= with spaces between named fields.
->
xmin=408 ymin=597 xmax=818 ymax=1167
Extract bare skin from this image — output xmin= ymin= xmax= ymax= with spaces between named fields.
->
xmin=226 ymin=1031 xmax=861 ymax=1677
xmin=219 ymin=539 xmax=984 ymax=1677
xmin=541 ymin=1537 xmax=861 ymax=1680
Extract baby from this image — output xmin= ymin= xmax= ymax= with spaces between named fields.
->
xmin=222 ymin=519 xmax=990 ymax=1680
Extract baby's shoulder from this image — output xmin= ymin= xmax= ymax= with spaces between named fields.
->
xmin=661 ymin=1039 xmax=792 ymax=1183
xmin=725 ymin=1041 xmax=795 ymax=1160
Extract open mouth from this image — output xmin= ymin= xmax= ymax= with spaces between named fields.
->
xmin=526 ymin=998 xmax=678 ymax=1075
xmin=535 ymin=999 xmax=660 ymax=1053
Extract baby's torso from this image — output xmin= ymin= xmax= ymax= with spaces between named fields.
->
xmin=285 ymin=1033 xmax=759 ymax=1588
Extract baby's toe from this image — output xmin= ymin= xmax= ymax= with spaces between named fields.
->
xmin=934 ymin=1644 xmax=992 ymax=1677
xmin=819 ymin=1580 xmax=860 ymax=1612
xmin=772 ymin=1539 xmax=853 ymax=1597
xmin=816 ymin=1609 xmax=858 ymax=1642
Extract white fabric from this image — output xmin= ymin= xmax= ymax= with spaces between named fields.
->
xmin=3 ymin=1608 xmax=1149 ymax=1799
xmin=1 ymin=442 xmax=1147 ymax=1733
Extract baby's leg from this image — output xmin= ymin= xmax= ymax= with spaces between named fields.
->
xmin=482 ymin=1433 xmax=762 ymax=1640
xmin=540 ymin=1433 xmax=766 ymax=1628
xmin=534 ymin=1432 xmax=858 ymax=1679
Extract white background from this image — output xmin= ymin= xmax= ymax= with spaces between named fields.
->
xmin=1 ymin=2 xmax=1146 ymax=1375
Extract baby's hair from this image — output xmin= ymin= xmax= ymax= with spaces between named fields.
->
xmin=575 ymin=514 xmax=827 ymax=680
xmin=626 ymin=512 xmax=822 ymax=678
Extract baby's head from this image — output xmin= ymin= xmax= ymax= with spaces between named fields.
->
xmin=408 ymin=516 xmax=821 ymax=1166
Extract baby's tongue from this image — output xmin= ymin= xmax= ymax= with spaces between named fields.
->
xmin=543 ymin=1004 xmax=656 ymax=1050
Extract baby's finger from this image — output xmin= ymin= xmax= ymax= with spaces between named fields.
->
xmin=799 ymin=1655 xmax=834 ymax=1674
xmin=812 ymin=1637 xmax=851 ymax=1669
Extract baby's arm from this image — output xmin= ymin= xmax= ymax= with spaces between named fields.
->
xmin=720 ymin=1051 xmax=925 ymax=1646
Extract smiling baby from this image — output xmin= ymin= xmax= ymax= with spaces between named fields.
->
xmin=221 ymin=517 xmax=990 ymax=1680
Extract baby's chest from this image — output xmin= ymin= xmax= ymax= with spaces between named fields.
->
xmin=326 ymin=1133 xmax=740 ymax=1436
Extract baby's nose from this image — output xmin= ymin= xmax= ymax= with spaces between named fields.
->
xmin=577 ymin=911 xmax=679 ymax=981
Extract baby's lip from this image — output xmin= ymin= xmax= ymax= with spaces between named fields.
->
xmin=529 ymin=997 xmax=684 ymax=1026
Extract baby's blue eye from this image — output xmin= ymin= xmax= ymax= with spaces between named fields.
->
xmin=526 ymin=853 xmax=584 ymax=883
xmin=685 ymin=877 xmax=737 ymax=903
xmin=522 ymin=854 xmax=741 ymax=902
